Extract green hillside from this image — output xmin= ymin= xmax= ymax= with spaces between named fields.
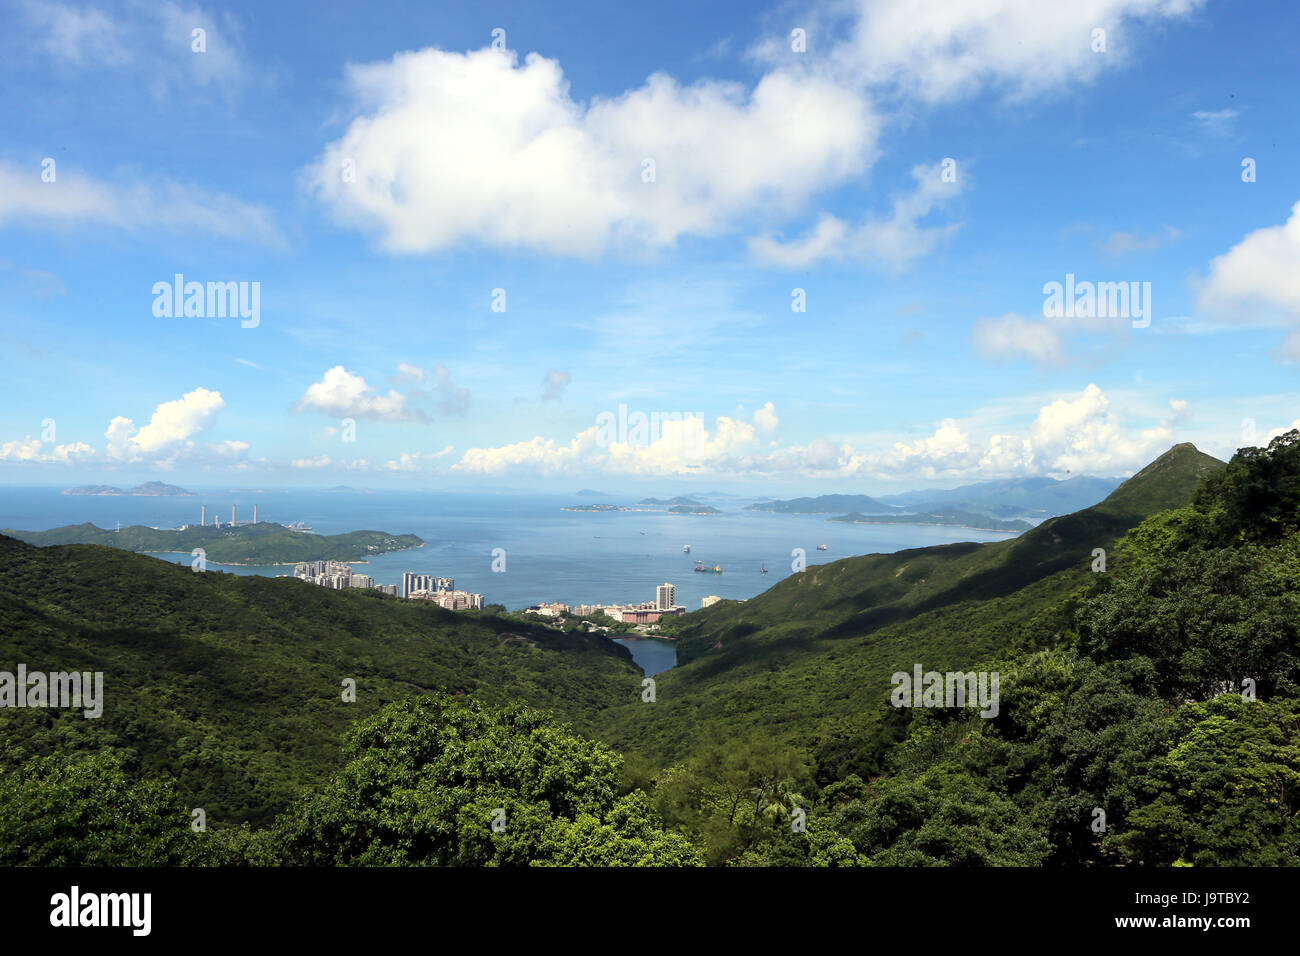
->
xmin=0 ymin=521 xmax=424 ymax=565
xmin=0 ymin=538 xmax=641 ymax=827
xmin=600 ymin=443 xmax=1226 ymax=767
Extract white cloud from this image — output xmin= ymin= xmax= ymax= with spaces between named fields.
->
xmin=447 ymin=387 xmax=1174 ymax=480
xmin=0 ymin=161 xmax=281 ymax=245
xmin=972 ymin=313 xmax=1065 ymax=365
xmin=829 ymin=0 xmax=1205 ymax=103
xmin=22 ymin=0 xmax=250 ymax=95
xmin=0 ymin=438 xmax=98 ymax=463
xmin=306 ymin=47 xmax=876 ymax=257
xmin=106 ymin=387 xmax=226 ymax=461
xmin=750 ymin=161 xmax=961 ymax=269
xmin=295 ymin=366 xmax=425 ymax=422
xmin=1198 ymin=201 xmax=1300 ymax=328
xmin=291 ymin=454 xmax=332 ymax=469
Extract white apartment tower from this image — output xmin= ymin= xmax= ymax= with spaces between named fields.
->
xmin=656 ymin=582 xmax=676 ymax=610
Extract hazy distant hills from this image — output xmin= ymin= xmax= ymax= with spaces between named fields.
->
xmin=61 ymin=480 xmax=191 ymax=496
xmin=829 ymin=509 xmax=1032 ymax=532
xmin=877 ymin=474 xmax=1122 ymax=519
xmin=747 ymin=474 xmax=1122 ymax=522
xmin=747 ymin=493 xmax=893 ymax=514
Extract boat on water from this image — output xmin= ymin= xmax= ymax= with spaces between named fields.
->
xmin=683 ymin=544 xmax=691 ymax=553
xmin=760 ymin=563 xmax=768 ymax=574
xmin=694 ymin=561 xmax=722 ymax=574
xmin=816 ymin=544 xmax=828 ymax=551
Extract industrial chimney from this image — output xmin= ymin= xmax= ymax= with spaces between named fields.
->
xmin=232 ymin=505 xmax=237 ymax=525
xmin=254 ymin=504 xmax=258 ymax=524
xmin=201 ymin=505 xmax=206 ymax=526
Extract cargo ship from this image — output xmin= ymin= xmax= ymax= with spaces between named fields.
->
xmin=683 ymin=544 xmax=691 ymax=553
xmin=694 ymin=561 xmax=722 ymax=574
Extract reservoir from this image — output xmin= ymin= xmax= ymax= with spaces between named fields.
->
xmin=611 ymin=636 xmax=677 ymax=676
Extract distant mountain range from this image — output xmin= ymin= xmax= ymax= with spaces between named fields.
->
xmin=828 ymin=509 xmax=1032 ymax=532
xmin=747 ymin=475 xmax=1122 ymax=522
xmin=62 ymin=480 xmax=191 ymax=496
xmin=747 ymin=493 xmax=893 ymax=514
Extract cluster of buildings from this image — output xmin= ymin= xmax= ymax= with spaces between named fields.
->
xmin=293 ymin=560 xmax=398 ymax=595
xmin=527 ymin=582 xmax=687 ymax=625
xmin=291 ymin=563 xmax=483 ymax=610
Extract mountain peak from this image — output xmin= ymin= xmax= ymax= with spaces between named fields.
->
xmin=1097 ymin=443 xmax=1226 ymax=518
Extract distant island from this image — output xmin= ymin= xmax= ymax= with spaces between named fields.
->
xmin=62 ymin=480 xmax=191 ymax=497
xmin=747 ymin=493 xmax=895 ymax=514
xmin=668 ymin=504 xmax=721 ymax=515
xmin=562 ymin=504 xmax=630 ymax=512
xmin=575 ymin=489 xmax=609 ymax=497
xmin=1 ymin=522 xmax=424 ymax=565
xmin=828 ymin=509 xmax=1031 ymax=533
xmin=640 ymin=496 xmax=704 ymax=506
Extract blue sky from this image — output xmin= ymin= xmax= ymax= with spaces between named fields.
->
xmin=1 ymin=0 xmax=1297 ymax=494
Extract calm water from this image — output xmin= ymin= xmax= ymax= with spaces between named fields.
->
xmin=611 ymin=636 xmax=677 ymax=676
xmin=0 ymin=487 xmax=1017 ymax=672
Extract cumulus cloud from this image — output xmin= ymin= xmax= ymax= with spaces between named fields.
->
xmin=305 ymin=47 xmax=876 ymax=257
xmin=105 ymin=387 xmax=226 ymax=461
xmin=1198 ymin=201 xmax=1300 ymax=338
xmin=295 ymin=366 xmax=426 ymax=422
xmin=303 ymin=0 xmax=1198 ymax=260
xmin=448 ymin=387 xmax=1174 ymax=480
xmin=0 ymin=438 xmax=96 ymax=463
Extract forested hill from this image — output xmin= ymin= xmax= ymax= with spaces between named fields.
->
xmin=600 ymin=443 xmax=1226 ymax=765
xmin=0 ymin=521 xmax=424 ymax=565
xmin=0 ymin=536 xmax=641 ymax=827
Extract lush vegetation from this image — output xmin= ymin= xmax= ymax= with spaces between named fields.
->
xmin=4 ymin=437 xmax=1300 ymax=866
xmin=1 ymin=521 xmax=424 ymax=564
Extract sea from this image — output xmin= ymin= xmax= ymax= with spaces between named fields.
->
xmin=0 ymin=487 xmax=1017 ymax=675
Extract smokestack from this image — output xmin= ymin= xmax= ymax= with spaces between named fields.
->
xmin=232 ymin=505 xmax=237 ymax=525
xmin=254 ymin=504 xmax=258 ymax=524
xmin=201 ymin=505 xmax=206 ymax=526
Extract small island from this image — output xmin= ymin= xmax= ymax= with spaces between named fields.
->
xmin=1 ymin=522 xmax=425 ymax=565
xmin=62 ymin=480 xmax=192 ymax=497
xmin=561 ymin=504 xmax=630 ymax=512
xmin=668 ymin=504 xmax=721 ymax=515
